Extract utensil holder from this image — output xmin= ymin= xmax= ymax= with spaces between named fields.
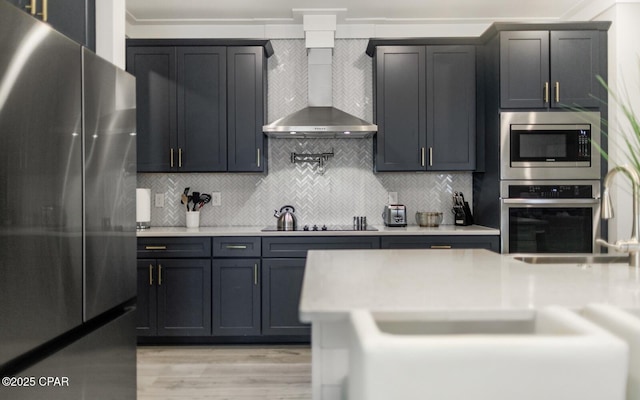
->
xmin=186 ymin=211 xmax=200 ymax=228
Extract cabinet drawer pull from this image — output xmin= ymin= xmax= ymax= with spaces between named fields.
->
xmin=429 ymin=147 xmax=433 ymax=167
xmin=225 ymin=245 xmax=248 ymax=249
xmin=544 ymin=82 xmax=549 ymax=103
xmin=145 ymin=245 xmax=167 ymax=250
xmin=179 ymin=148 xmax=183 ymax=168
xmin=430 ymin=245 xmax=452 ymax=249
xmin=421 ymin=147 xmax=425 ymax=167
xmin=254 ymin=264 xmax=258 ymax=285
xmin=170 ymin=148 xmax=174 ymax=168
xmin=149 ymin=264 xmax=154 ymax=286
xmin=257 ymin=148 xmax=261 ymax=168
xmin=555 ymin=82 xmax=560 ymax=103
xmin=158 ymin=265 xmax=162 ymax=285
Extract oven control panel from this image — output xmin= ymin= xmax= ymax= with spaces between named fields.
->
xmin=508 ymin=184 xmax=594 ymax=199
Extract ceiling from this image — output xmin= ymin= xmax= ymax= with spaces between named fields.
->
xmin=125 ymin=0 xmax=594 ymax=24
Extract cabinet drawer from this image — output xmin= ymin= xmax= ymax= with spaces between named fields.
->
xmin=213 ymin=237 xmax=261 ymax=257
xmin=137 ymin=237 xmax=211 ymax=258
xmin=380 ymin=235 xmax=499 ymax=252
xmin=262 ymin=236 xmax=380 ymax=258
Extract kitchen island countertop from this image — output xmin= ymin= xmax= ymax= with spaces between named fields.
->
xmin=136 ymin=224 xmax=499 ymax=237
xmin=300 ymin=248 xmax=640 ymax=321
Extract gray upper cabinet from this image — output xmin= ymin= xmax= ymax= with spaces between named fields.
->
xmin=126 ymin=41 xmax=270 ymax=173
xmin=227 ymin=47 xmax=267 ymax=172
xmin=126 ymin=46 xmax=178 ymax=172
xmin=374 ymin=45 xmax=476 ymax=171
xmin=500 ymin=30 xmax=600 ymax=109
xmin=8 ymin=0 xmax=95 ymax=50
xmin=177 ymin=47 xmax=227 ymax=172
xmin=374 ymin=46 xmax=426 ymax=171
xmin=427 ymin=46 xmax=476 ymax=170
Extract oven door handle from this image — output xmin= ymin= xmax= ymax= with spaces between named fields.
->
xmin=502 ymin=198 xmax=600 ymax=205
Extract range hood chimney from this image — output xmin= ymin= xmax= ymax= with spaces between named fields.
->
xmin=263 ymin=14 xmax=377 ymax=138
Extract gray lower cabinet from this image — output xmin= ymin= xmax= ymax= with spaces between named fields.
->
xmin=374 ymin=45 xmax=476 ymax=171
xmin=212 ymin=237 xmax=261 ymax=336
xmin=137 ymin=258 xmax=212 ymax=336
xmin=261 ymin=236 xmax=381 ymax=337
xmin=261 ymin=258 xmax=309 ymax=336
xmin=381 ymin=235 xmax=499 ymax=252
xmin=137 ymin=237 xmax=212 ymax=337
xmin=500 ymin=30 xmax=601 ymax=109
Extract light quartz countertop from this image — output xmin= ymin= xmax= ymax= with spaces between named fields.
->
xmin=299 ymin=248 xmax=640 ymax=321
xmin=136 ymin=224 xmax=499 ymax=237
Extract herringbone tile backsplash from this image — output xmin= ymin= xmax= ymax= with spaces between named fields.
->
xmin=138 ymin=39 xmax=472 ymax=227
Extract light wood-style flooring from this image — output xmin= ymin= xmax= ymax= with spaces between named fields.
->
xmin=137 ymin=345 xmax=312 ymax=400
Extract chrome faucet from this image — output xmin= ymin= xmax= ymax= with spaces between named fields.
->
xmin=596 ymin=165 xmax=640 ymax=267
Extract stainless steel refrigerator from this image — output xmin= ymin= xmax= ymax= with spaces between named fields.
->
xmin=0 ymin=1 xmax=137 ymax=398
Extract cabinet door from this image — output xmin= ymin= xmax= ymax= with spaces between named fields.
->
xmin=6 ymin=0 xmax=95 ymax=50
xmin=156 ymin=259 xmax=212 ymax=336
xmin=261 ymin=259 xmax=310 ymax=336
xmin=500 ymin=31 xmax=550 ymax=109
xmin=136 ymin=259 xmax=157 ymax=336
xmin=426 ymin=45 xmax=476 ymax=170
xmin=126 ymin=46 xmax=177 ymax=172
xmin=374 ymin=46 xmax=426 ymax=171
xmin=227 ymin=46 xmax=266 ymax=172
xmin=550 ymin=31 xmax=600 ymax=108
xmin=177 ymin=47 xmax=227 ymax=172
xmin=212 ymin=259 xmax=261 ymax=336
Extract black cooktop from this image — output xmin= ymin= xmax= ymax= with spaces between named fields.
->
xmin=261 ymin=224 xmax=378 ymax=232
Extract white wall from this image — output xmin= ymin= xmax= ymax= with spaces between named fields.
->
xmin=96 ymin=0 xmax=126 ymax=69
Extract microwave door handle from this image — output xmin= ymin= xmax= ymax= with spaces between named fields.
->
xmin=502 ymin=199 xmax=600 ymax=205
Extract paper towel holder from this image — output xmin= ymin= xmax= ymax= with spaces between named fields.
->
xmin=136 ymin=188 xmax=151 ymax=230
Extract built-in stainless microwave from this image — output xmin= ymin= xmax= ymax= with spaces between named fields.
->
xmin=500 ymin=111 xmax=601 ymax=180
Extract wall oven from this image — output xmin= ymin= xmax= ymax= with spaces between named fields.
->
xmin=500 ymin=111 xmax=601 ymax=180
xmin=500 ymin=180 xmax=601 ymax=254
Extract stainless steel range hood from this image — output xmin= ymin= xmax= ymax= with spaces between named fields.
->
xmin=263 ymin=47 xmax=377 ymax=138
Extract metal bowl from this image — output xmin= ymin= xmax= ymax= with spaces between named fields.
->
xmin=415 ymin=211 xmax=443 ymax=227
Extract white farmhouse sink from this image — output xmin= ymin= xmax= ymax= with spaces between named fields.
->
xmin=348 ymin=308 xmax=629 ymax=400
xmin=582 ymin=304 xmax=640 ymax=400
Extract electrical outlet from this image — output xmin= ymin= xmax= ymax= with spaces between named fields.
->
xmin=388 ymin=192 xmax=398 ymax=204
xmin=211 ymin=192 xmax=221 ymax=206
xmin=154 ymin=193 xmax=165 ymax=208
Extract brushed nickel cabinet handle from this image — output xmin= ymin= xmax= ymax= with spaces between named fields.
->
xmin=178 ymin=148 xmax=183 ymax=168
xmin=544 ymin=82 xmax=549 ymax=103
xmin=170 ymin=148 xmax=174 ymax=168
xmin=257 ymin=148 xmax=260 ymax=167
xmin=430 ymin=245 xmax=452 ymax=249
xmin=149 ymin=264 xmax=153 ymax=286
xmin=225 ymin=245 xmax=247 ymax=249
xmin=25 ymin=0 xmax=36 ymax=15
xmin=254 ymin=264 xmax=258 ymax=285
xmin=158 ymin=265 xmax=162 ymax=285
xmin=555 ymin=82 xmax=560 ymax=103
xmin=429 ymin=147 xmax=433 ymax=167
xmin=421 ymin=147 xmax=425 ymax=167
xmin=145 ymin=245 xmax=167 ymax=250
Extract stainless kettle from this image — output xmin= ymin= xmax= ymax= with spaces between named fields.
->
xmin=274 ymin=205 xmax=297 ymax=231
